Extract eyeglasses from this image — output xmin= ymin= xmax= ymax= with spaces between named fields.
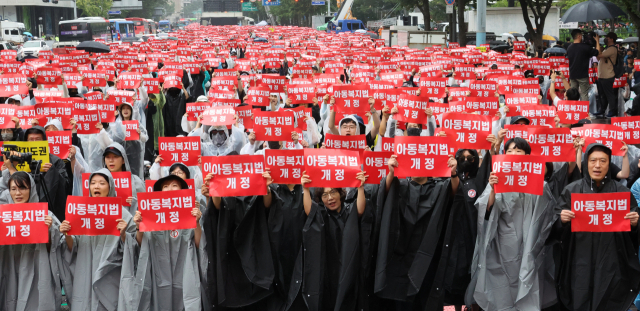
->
xmin=321 ymin=189 xmax=339 ymax=199
xmin=9 ymin=187 xmax=29 ymax=193
xmin=458 ymin=155 xmax=475 ymax=162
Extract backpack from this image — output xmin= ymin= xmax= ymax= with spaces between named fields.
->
xmin=608 ymin=46 xmax=624 ymax=78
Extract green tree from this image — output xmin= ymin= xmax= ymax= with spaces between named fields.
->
xmin=396 ymin=0 xmax=431 ymax=29
xmin=77 ymin=0 xmax=113 ymax=17
xmin=518 ymin=0 xmax=553 ymax=52
xmin=184 ymin=0 xmax=203 ymax=18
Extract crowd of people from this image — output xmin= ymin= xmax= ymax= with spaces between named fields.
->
xmin=2 ymin=24 xmax=640 ymax=311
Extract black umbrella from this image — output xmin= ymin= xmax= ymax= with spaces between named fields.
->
xmin=76 ymin=41 xmax=110 ymax=53
xmin=544 ymin=46 xmax=567 ymax=54
xmin=492 ymin=45 xmax=511 ymax=52
xmin=623 ymin=37 xmax=639 ymax=43
xmin=561 ymin=0 xmax=626 ymax=23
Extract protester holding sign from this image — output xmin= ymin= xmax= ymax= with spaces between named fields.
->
xmin=163 ymin=81 xmax=189 ymax=137
xmin=555 ymin=143 xmax=640 ymax=310
xmin=189 ymin=116 xmax=246 ymax=156
xmin=469 ymin=137 xmax=560 ymax=310
xmin=104 ymin=101 xmax=148 ymax=179
xmin=97 ymin=143 xmax=145 ymax=213
xmin=0 ymin=172 xmax=61 ymax=310
xmin=58 ymin=169 xmax=134 ymax=311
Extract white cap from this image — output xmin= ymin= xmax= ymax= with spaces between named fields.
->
xmin=196 ymin=95 xmax=209 ymax=102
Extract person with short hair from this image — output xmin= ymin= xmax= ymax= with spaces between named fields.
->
xmin=566 ymin=29 xmax=600 ymax=101
xmin=596 ymin=32 xmax=620 ymax=117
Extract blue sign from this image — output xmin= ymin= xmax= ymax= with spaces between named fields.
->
xmin=262 ymin=0 xmax=280 ymax=6
xmin=108 ymin=10 xmax=121 ymax=15
xmin=444 ymin=0 xmax=455 ymax=5
xmin=312 ymin=1 xmax=325 ymax=4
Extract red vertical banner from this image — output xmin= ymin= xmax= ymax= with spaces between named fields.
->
xmin=492 ymin=155 xmax=546 ymax=195
xmin=526 ymin=127 xmax=575 ymax=162
xmin=47 ymin=130 xmax=72 ymax=159
xmin=265 ymin=149 xmax=305 ymax=184
xmin=73 ymin=109 xmax=101 ymax=134
xmin=253 ymin=110 xmax=296 ymax=142
xmin=123 ymin=120 xmax=140 ymax=141
xmin=203 ymin=155 xmax=267 ymax=197
xmin=571 ymin=124 xmax=625 ymax=156
xmin=303 ymin=149 xmax=361 ymax=188
xmin=65 ymin=196 xmax=122 ymax=236
xmin=571 ymin=192 xmax=631 ymax=232
xmin=393 ymin=136 xmax=453 ymax=178
xmin=612 ymin=116 xmax=640 ymax=145
xmin=201 ymin=106 xmax=235 ymax=126
xmin=82 ymin=172 xmax=133 ymax=206
xmin=0 ymin=203 xmax=49 ymax=245
xmin=158 ymin=136 xmax=201 ymax=167
xmin=441 ymin=112 xmax=493 ymax=149
xmin=137 ymin=189 xmax=197 ymax=232
xmin=395 ymin=94 xmax=430 ymax=124
xmin=556 ymin=100 xmax=589 ymax=124
xmin=362 ymin=150 xmax=394 ymax=184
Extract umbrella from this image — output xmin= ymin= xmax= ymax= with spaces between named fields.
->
xmin=542 ymin=34 xmax=556 ymax=41
xmin=509 ymin=32 xmax=524 ymax=37
xmin=561 ymin=0 xmax=626 ymax=23
xmin=594 ymin=29 xmax=607 ymax=36
xmin=254 ymin=37 xmax=268 ymax=43
xmin=364 ymin=32 xmax=379 ymax=39
xmin=76 ymin=41 xmax=110 ymax=53
xmin=544 ymin=46 xmax=567 ymax=54
xmin=623 ymin=37 xmax=639 ymax=43
xmin=501 ymin=33 xmax=515 ymax=39
xmin=492 ymin=45 xmax=511 ymax=52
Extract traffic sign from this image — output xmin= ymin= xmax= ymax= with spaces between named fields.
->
xmin=312 ymin=1 xmax=325 ymax=4
xmin=445 ymin=0 xmax=455 ymax=5
xmin=242 ymin=2 xmax=258 ymax=11
xmin=108 ymin=10 xmax=121 ymax=15
xmin=262 ymin=0 xmax=281 ymax=6
xmin=446 ymin=4 xmax=453 ymax=13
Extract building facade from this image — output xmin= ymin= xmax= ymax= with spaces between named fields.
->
xmin=2 ymin=0 xmax=75 ymax=37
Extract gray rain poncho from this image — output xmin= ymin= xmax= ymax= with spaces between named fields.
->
xmin=0 ymin=173 xmax=64 ymax=311
xmin=99 ymin=143 xmax=145 ymax=214
xmin=465 ymin=182 xmax=560 ymax=311
xmin=190 ymin=124 xmax=246 ymax=156
xmin=107 ymin=102 xmax=149 ymax=180
xmin=58 ymin=169 xmax=135 ymax=311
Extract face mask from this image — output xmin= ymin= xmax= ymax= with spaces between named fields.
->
xmin=213 ymin=132 xmax=226 ymax=147
xmin=407 ymin=127 xmax=421 ymax=137
xmin=458 ymin=160 xmax=474 ymax=173
xmin=1 ymin=132 xmax=12 ymax=141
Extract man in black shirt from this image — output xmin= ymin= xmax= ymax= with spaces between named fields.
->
xmin=563 ymin=37 xmax=572 ymax=50
xmin=566 ymin=29 xmax=600 ymax=101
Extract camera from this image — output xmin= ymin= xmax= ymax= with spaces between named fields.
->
xmin=583 ymin=31 xmax=597 ymax=47
xmin=1 ymin=144 xmax=33 ymax=164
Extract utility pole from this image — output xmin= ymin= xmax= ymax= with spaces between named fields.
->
xmin=476 ymin=0 xmax=486 ymax=45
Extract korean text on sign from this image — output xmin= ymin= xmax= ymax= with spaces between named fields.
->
xmin=304 ymin=149 xmax=361 ymax=188
xmin=394 ymin=136 xmax=453 ymax=178
xmin=0 ymin=203 xmax=49 ymax=245
xmin=65 ymin=196 xmax=122 ymax=236
xmin=137 ymin=189 xmax=197 ymax=232
xmin=441 ymin=112 xmax=493 ymax=149
xmin=265 ymin=149 xmax=304 ymax=184
xmin=158 ymin=136 xmax=201 ymax=167
xmin=362 ymin=150 xmax=393 ymax=184
xmin=492 ymin=155 xmax=546 ymax=195
xmin=203 ymin=154 xmax=267 ymax=197
xmin=253 ymin=110 xmax=296 ymax=142
xmin=571 ymin=192 xmax=631 ymax=232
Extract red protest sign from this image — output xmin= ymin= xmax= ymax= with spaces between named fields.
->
xmin=441 ymin=112 xmax=493 ymax=149
xmin=65 ymin=196 xmax=122 ymax=236
xmin=0 ymin=104 xmax=18 ymax=129
xmin=201 ymin=106 xmax=235 ymax=126
xmin=556 ymin=100 xmax=589 ymax=124
xmin=158 ymin=136 xmax=200 ymax=167
xmin=505 ymin=94 xmax=538 ymax=107
xmin=235 ymin=106 xmax=253 ymax=130
xmin=464 ymin=97 xmax=500 ymax=116
xmin=73 ymin=109 xmax=101 ymax=134
xmin=82 ymin=70 xmax=107 ymax=88
xmin=333 ymin=84 xmax=371 ymax=114
xmin=258 ymin=75 xmax=287 ymax=92
xmin=35 ymin=103 xmax=74 ymax=130
xmin=418 ymin=78 xmax=447 ymax=98
xmin=571 ymin=192 xmax=631 ymax=232
xmin=362 ymin=151 xmax=393 ymax=184
xmin=508 ymin=105 xmax=556 ymax=127
xmin=0 ymin=203 xmax=49 ymax=245
xmin=253 ymin=110 xmax=296 ymax=142
xmin=144 ymin=78 xmax=160 ymax=94
xmin=526 ymin=127 xmax=575 ymax=162
xmin=123 ymin=120 xmax=140 ymax=141
xmin=303 ymin=149 xmax=361 ymax=188
xmin=0 ymin=50 xmax=17 ymax=61
xmin=145 ymin=179 xmax=195 ymax=192
xmin=107 ymin=90 xmax=135 ymax=105
xmin=265 ymin=149 xmax=305 ymax=184
xmin=469 ymin=80 xmax=497 ymax=97
xmin=393 ymin=136 xmax=453 ymax=178
xmin=82 ymin=172 xmax=133 ymax=206
xmin=47 ymin=130 xmax=72 ymax=159
xmin=324 ymin=133 xmax=368 ymax=152
xmin=612 ymin=116 xmax=640 ymax=145
xmin=287 ymin=84 xmax=316 ymax=105
xmin=513 ymin=41 xmax=526 ymax=51
xmin=36 ymin=67 xmax=62 ymax=85
xmin=163 ymin=74 xmax=182 ymax=89
xmin=571 ymin=124 xmax=625 ymax=156
xmin=395 ymin=94 xmax=430 ymax=124
xmin=204 ymin=155 xmax=267 ymax=197
xmin=117 ymin=72 xmax=143 ymax=89
xmin=186 ymin=102 xmax=210 ymax=121
xmin=86 ymin=99 xmax=117 ymax=123
xmin=492 ymin=155 xmax=546 ymax=195
xmin=247 ymin=87 xmax=270 ymax=106
xmin=137 ymin=189 xmax=197 ymax=232
xmin=0 ymin=74 xmax=29 ymax=97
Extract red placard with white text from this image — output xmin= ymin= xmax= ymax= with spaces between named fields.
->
xmin=253 ymin=110 xmax=296 ymax=142
xmin=259 ymin=75 xmax=287 ymax=92
xmin=526 ymin=127 xmax=575 ymax=162
xmin=47 ymin=131 xmax=72 ymax=159
xmin=0 ymin=104 xmax=18 ymax=129
xmin=82 ymin=172 xmax=133 ymax=206
xmin=464 ymin=97 xmax=500 ymax=116
xmin=395 ymin=94 xmax=430 ymax=124
xmin=34 ymin=103 xmax=73 ymax=130
xmin=117 ymin=72 xmax=143 ymax=89
xmin=87 ymin=99 xmax=117 ymax=123
xmin=73 ymin=109 xmax=101 ymax=134
xmin=571 ymin=124 xmax=625 ymax=156
xmin=158 ymin=136 xmax=200 ymax=167
xmin=265 ymin=149 xmax=305 ymax=184
xmin=107 ymin=90 xmax=135 ymax=105
xmin=246 ymin=87 xmax=270 ymax=106
xmin=505 ymin=94 xmax=539 ymax=107
xmin=333 ymin=84 xmax=371 ymax=114
xmin=65 ymin=196 xmax=122 ymax=236
xmin=123 ymin=120 xmax=140 ymax=141
xmin=393 ymin=136 xmax=453 ymax=178
xmin=144 ymin=78 xmax=160 ymax=94
xmin=571 ymin=192 xmax=631 ymax=232
xmin=145 ymin=179 xmax=195 ymax=192
xmin=303 ymin=149 xmax=361 ymax=188
xmin=235 ymin=105 xmax=253 ymax=130
xmin=612 ymin=116 xmax=640 ymax=145
xmin=492 ymin=155 xmax=546 ymax=195
xmin=186 ymin=102 xmax=211 ymax=121
xmin=557 ymin=100 xmax=589 ymax=124
xmin=204 ymin=155 xmax=267 ymax=197
xmin=82 ymin=70 xmax=107 ymax=88
xmin=201 ymin=106 xmax=235 ymax=126
xmin=0 ymin=74 xmax=29 ymax=97
xmin=137 ymin=189 xmax=197 ymax=232
xmin=441 ymin=112 xmax=493 ymax=150
xmin=35 ymin=67 xmax=62 ymax=85
xmin=288 ymin=84 xmax=316 ymax=105
xmin=0 ymin=203 xmax=49 ymax=245
xmin=362 ymin=151 xmax=393 ymax=184
xmin=324 ymin=134 xmax=367 ymax=152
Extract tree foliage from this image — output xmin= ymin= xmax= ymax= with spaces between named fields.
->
xmin=77 ymin=0 xmax=113 ymax=18
xmin=518 ymin=0 xmax=552 ymax=50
